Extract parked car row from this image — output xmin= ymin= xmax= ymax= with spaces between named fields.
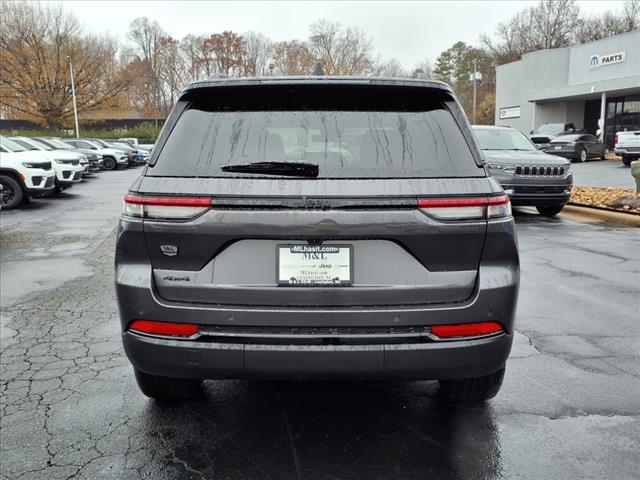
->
xmin=0 ymin=135 xmax=151 ymax=210
xmin=527 ymin=123 xmax=634 ymax=165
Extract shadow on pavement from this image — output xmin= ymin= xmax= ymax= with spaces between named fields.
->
xmin=142 ymin=380 xmax=501 ymax=479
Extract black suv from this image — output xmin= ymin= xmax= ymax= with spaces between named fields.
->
xmin=116 ymin=78 xmax=520 ymax=403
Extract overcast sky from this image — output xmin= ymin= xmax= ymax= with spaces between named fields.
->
xmin=59 ymin=0 xmax=627 ymax=68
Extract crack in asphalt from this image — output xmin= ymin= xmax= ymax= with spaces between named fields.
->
xmin=277 ymin=395 xmax=303 ymax=480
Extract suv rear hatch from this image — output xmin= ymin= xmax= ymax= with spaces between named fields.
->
xmin=130 ymin=80 xmax=497 ymax=307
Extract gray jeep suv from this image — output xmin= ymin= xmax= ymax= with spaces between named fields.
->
xmin=474 ymin=125 xmax=573 ymax=216
xmin=116 ymin=77 xmax=520 ymax=403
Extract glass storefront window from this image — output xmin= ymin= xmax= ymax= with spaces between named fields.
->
xmin=621 ymin=96 xmax=640 ymax=134
xmin=605 ymin=96 xmax=640 ymax=146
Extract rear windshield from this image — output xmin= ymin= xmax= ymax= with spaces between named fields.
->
xmin=150 ymin=94 xmax=481 ymax=179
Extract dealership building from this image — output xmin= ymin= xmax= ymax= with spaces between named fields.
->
xmin=494 ymin=30 xmax=640 ymax=146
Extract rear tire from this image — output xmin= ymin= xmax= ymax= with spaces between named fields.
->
xmin=579 ymin=148 xmax=587 ymax=162
xmin=0 ymin=175 xmax=25 ymax=209
xmin=439 ymin=367 xmax=505 ymax=402
xmin=102 ymin=156 xmax=116 ymax=170
xmin=622 ymin=157 xmax=632 ymax=167
xmin=536 ymin=204 xmax=564 ymax=216
xmin=134 ymin=369 xmax=202 ymax=402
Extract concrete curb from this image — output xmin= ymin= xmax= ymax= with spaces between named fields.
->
xmin=561 ymin=204 xmax=640 ymax=227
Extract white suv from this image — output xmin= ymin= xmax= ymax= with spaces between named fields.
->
xmin=0 ymin=150 xmax=56 ymax=209
xmin=62 ymin=139 xmax=128 ymax=171
xmin=3 ymin=137 xmax=84 ymax=193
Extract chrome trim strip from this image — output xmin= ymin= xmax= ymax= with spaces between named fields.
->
xmin=129 ymin=328 xmax=505 ymax=343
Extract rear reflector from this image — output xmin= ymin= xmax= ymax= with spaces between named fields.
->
xmin=129 ymin=320 xmax=199 ymax=337
xmin=431 ymin=322 xmax=503 ymax=339
xmin=418 ymin=195 xmax=511 ymax=220
xmin=123 ymin=194 xmax=212 ymax=219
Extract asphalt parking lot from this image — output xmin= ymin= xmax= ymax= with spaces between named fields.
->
xmin=570 ymin=158 xmax=635 ymax=189
xmin=1 ymin=167 xmax=639 ymax=480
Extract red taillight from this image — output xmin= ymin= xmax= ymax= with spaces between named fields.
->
xmin=123 ymin=194 xmax=212 ymax=219
xmin=129 ymin=320 xmax=199 ymax=337
xmin=431 ymin=321 xmax=503 ymax=339
xmin=614 ymin=134 xmax=618 ymax=145
xmin=417 ymin=195 xmax=511 ymax=220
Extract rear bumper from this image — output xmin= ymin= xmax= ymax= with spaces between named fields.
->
xmin=123 ymin=330 xmax=513 ymax=380
xmin=615 ymin=148 xmax=640 ymax=158
xmin=117 ymin=259 xmax=518 ymax=380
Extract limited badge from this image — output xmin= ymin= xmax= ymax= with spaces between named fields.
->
xmin=160 ymin=245 xmax=178 ymax=256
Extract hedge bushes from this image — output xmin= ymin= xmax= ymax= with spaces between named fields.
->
xmin=2 ymin=122 xmax=161 ymax=143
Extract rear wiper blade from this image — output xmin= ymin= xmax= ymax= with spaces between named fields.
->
xmin=221 ymin=161 xmax=319 ymax=178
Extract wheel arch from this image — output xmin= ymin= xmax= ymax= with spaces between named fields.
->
xmin=0 ymin=168 xmax=27 ymax=191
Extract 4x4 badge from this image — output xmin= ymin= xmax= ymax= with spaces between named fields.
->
xmin=160 ymin=245 xmax=178 ymax=256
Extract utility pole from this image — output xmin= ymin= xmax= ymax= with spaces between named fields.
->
xmin=69 ymin=57 xmax=80 ymax=137
xmin=469 ymin=58 xmax=482 ymax=124
xmin=472 ymin=58 xmax=478 ymax=124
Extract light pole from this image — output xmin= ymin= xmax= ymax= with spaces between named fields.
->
xmin=68 ymin=57 xmax=79 ymax=137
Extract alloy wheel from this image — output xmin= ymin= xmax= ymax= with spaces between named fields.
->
xmin=580 ymin=149 xmax=587 ymax=162
xmin=1 ymin=183 xmax=15 ymax=206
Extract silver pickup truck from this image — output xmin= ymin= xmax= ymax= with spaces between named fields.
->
xmin=614 ymin=131 xmax=640 ymax=166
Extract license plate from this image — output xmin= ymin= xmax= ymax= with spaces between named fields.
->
xmin=277 ymin=244 xmax=353 ymax=286
xmin=555 ymin=145 xmax=562 ymax=150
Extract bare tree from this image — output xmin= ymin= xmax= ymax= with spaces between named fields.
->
xmin=180 ymin=34 xmax=208 ymax=81
xmin=534 ymin=0 xmax=580 ymax=49
xmin=127 ymin=18 xmax=166 ymax=66
xmin=242 ymin=31 xmax=273 ymax=76
xmin=574 ymin=0 xmax=640 ymax=43
xmin=272 ymin=40 xmax=314 ymax=75
xmin=482 ymin=0 xmax=580 ymax=64
xmin=373 ymin=58 xmax=407 ymax=78
xmin=157 ymin=36 xmax=187 ymax=106
xmin=483 ymin=0 xmax=638 ymax=65
xmin=412 ymin=59 xmax=433 ymax=79
xmin=0 ymin=1 xmax=128 ymax=128
xmin=126 ymin=17 xmax=167 ymax=111
xmin=622 ymin=0 xmax=640 ymax=30
xmin=308 ymin=20 xmax=374 ymax=75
